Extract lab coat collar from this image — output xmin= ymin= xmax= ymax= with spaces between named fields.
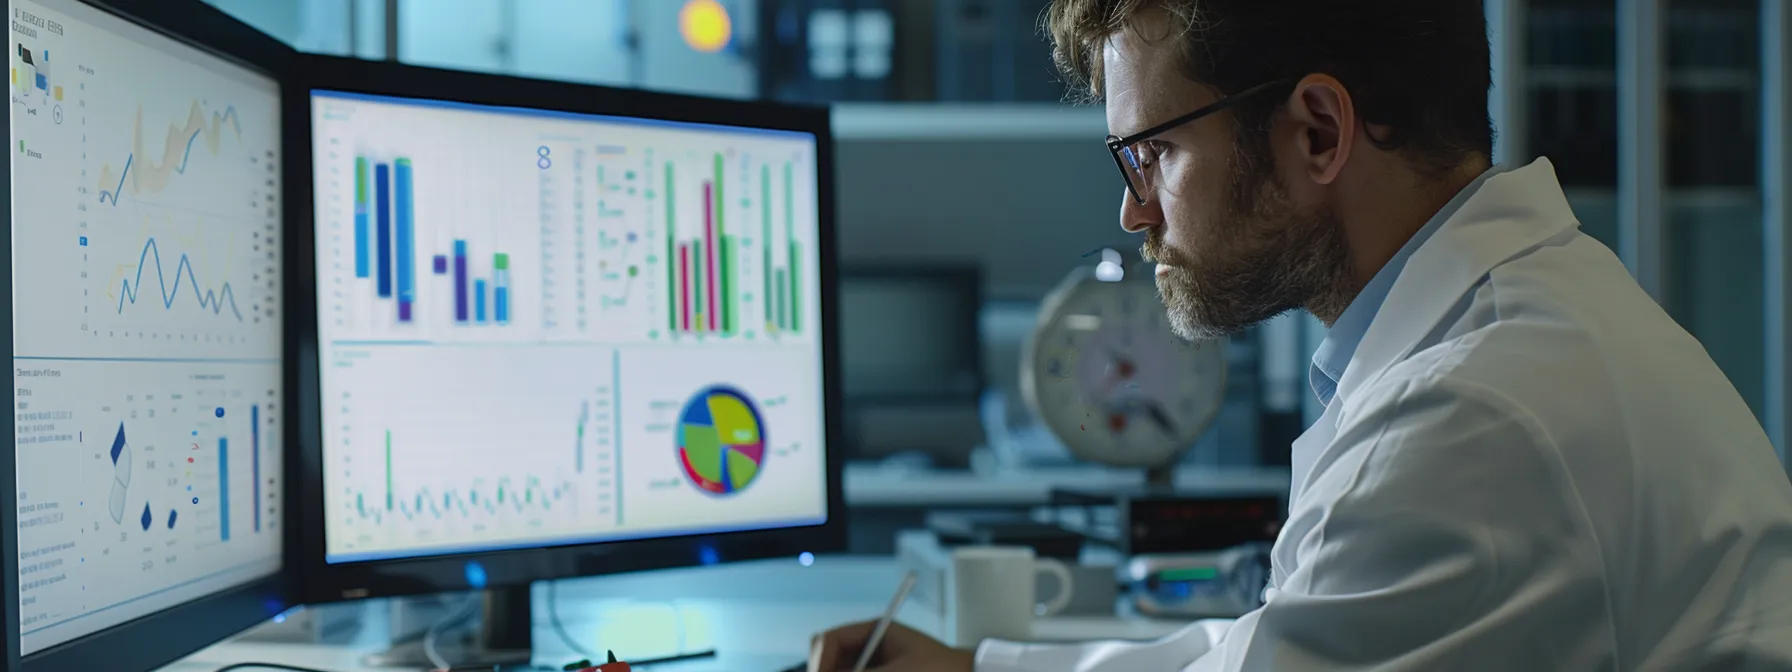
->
xmin=1331 ymin=157 xmax=1579 ymax=410
xmin=1287 ymin=158 xmax=1578 ymax=503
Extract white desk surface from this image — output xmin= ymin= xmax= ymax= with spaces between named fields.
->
xmin=154 ymin=556 xmax=1194 ymax=672
xmin=843 ymin=465 xmax=1290 ymax=507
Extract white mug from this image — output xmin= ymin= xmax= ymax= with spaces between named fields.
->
xmin=945 ymin=545 xmax=1075 ymax=647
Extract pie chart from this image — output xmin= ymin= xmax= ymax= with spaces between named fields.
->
xmin=676 ymin=385 xmax=766 ymax=495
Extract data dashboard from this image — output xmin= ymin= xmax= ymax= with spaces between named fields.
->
xmin=9 ymin=0 xmax=282 ymax=655
xmin=311 ymin=91 xmax=828 ymax=563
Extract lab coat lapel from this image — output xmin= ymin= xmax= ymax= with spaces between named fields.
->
xmin=1288 ymin=397 xmax=1342 ymax=503
xmin=1286 ymin=159 xmax=1580 ymax=501
xmin=1332 ymin=158 xmax=1581 ymax=410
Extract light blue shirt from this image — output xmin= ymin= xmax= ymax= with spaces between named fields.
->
xmin=1309 ymin=166 xmax=1504 ymax=407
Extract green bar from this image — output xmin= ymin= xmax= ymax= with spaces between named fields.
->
xmin=356 ymin=157 xmax=369 ymax=203
xmin=384 ymin=430 xmax=393 ymax=511
xmin=784 ymin=162 xmax=798 ymax=332
xmin=775 ymin=268 xmax=788 ymax=330
xmin=720 ymin=236 xmax=734 ymax=334
xmin=498 ymin=485 xmax=505 ymax=503
xmin=494 ymin=253 xmax=509 ymax=270
xmin=693 ymin=239 xmax=705 ymax=332
xmin=789 ymin=242 xmax=801 ymax=332
xmin=666 ymin=162 xmax=677 ymax=334
xmin=714 ymin=153 xmax=726 ymax=331
xmin=526 ymin=489 xmax=533 ymax=504
xmin=723 ymin=236 xmax=738 ymax=333
xmin=762 ymin=164 xmax=773 ymax=331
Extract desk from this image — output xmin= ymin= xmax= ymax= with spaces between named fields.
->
xmin=154 ymin=556 xmax=1195 ymax=672
xmin=844 ymin=465 xmax=1290 ymax=508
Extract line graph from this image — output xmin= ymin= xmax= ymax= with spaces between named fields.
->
xmin=97 ymin=103 xmax=241 ymax=205
xmin=111 ymin=237 xmax=243 ymax=320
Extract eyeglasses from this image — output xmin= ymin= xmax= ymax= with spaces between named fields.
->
xmin=1106 ymin=78 xmax=1296 ymax=205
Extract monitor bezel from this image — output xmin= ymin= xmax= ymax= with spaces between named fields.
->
xmin=2 ymin=1 xmax=299 ymax=670
xmin=288 ymin=55 xmax=848 ymax=604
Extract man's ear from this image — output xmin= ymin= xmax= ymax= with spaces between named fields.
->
xmin=1283 ymin=74 xmax=1355 ymax=186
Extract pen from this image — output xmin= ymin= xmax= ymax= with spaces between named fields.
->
xmin=851 ymin=570 xmax=919 ymax=672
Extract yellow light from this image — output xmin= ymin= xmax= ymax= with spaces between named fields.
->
xmin=679 ymin=0 xmax=732 ymax=54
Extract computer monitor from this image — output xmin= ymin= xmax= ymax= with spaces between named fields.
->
xmin=840 ymin=264 xmax=983 ymax=401
xmin=4 ymin=0 xmax=294 ymax=669
xmin=292 ymin=56 xmax=843 ymax=662
xmin=838 ymin=264 xmax=984 ymax=466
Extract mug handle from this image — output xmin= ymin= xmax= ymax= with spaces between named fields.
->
xmin=1033 ymin=558 xmax=1075 ymax=617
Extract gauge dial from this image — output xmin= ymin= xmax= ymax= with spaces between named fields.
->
xmin=1022 ymin=266 xmax=1227 ymax=469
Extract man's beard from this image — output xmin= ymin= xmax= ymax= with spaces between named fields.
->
xmin=1142 ymin=152 xmax=1352 ymax=341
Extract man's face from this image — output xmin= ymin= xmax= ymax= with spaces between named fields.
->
xmin=1102 ymin=23 xmax=1349 ymax=340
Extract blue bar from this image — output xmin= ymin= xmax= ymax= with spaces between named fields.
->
xmin=395 ymin=159 xmax=415 ymax=317
xmin=475 ymin=279 xmax=488 ymax=323
xmin=454 ymin=240 xmax=469 ymax=322
xmin=219 ymin=438 xmax=230 ymax=542
xmin=375 ymin=163 xmax=393 ymax=298
xmin=355 ymin=158 xmax=370 ymax=278
xmin=252 ymin=404 xmax=261 ymax=534
xmin=495 ymin=269 xmax=509 ymax=324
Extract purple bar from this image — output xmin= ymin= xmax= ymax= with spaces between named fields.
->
xmin=433 ymin=255 xmax=448 ymax=274
xmin=398 ymin=301 xmax=413 ymax=322
xmin=453 ymin=240 xmax=469 ymax=322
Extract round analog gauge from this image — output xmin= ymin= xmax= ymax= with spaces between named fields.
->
xmin=1021 ymin=266 xmax=1227 ymax=469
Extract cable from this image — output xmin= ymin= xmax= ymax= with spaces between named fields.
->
xmin=213 ymin=664 xmax=342 ymax=672
xmin=422 ymin=591 xmax=483 ymax=670
xmin=548 ymin=579 xmax=599 ymax=659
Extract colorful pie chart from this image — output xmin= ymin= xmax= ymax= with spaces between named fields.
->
xmin=676 ymin=386 xmax=766 ymax=494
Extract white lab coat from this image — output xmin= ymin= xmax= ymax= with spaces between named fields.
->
xmin=975 ymin=159 xmax=1792 ymax=671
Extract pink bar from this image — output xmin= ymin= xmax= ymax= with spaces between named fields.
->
xmin=679 ymin=243 xmax=692 ymax=332
xmin=703 ymin=181 xmax=718 ymax=332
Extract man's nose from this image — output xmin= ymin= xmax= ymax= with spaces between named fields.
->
xmin=1120 ymin=188 xmax=1162 ymax=233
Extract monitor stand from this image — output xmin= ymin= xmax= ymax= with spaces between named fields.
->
xmin=363 ymin=586 xmax=534 ymax=669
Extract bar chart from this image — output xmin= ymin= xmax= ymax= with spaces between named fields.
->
xmin=349 ymin=153 xmax=520 ymax=331
xmin=665 ymin=154 xmax=742 ymax=337
xmin=762 ymin=161 xmax=804 ymax=338
xmin=437 ymin=241 xmax=513 ymax=325
xmin=656 ymin=150 xmax=811 ymax=342
xmin=316 ymin=93 xmax=820 ymax=348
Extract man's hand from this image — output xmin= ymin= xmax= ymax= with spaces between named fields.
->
xmin=808 ymin=620 xmax=975 ymax=672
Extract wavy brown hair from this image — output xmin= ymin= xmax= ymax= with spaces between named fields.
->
xmin=1045 ymin=0 xmax=1494 ymax=177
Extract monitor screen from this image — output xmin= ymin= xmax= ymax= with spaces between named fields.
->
xmin=8 ymin=0 xmax=283 ymax=656
xmin=840 ymin=272 xmax=981 ymax=399
xmin=310 ymin=91 xmax=827 ymax=563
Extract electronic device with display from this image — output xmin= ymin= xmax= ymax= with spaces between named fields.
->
xmin=290 ymin=55 xmax=844 ymax=666
xmin=4 ymin=1 xmax=297 ymax=670
xmin=1 ymin=1 xmax=846 ymax=669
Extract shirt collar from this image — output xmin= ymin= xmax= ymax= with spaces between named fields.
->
xmin=1308 ymin=165 xmax=1504 ymax=407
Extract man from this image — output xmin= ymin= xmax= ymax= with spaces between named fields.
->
xmin=809 ymin=0 xmax=1792 ymax=669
